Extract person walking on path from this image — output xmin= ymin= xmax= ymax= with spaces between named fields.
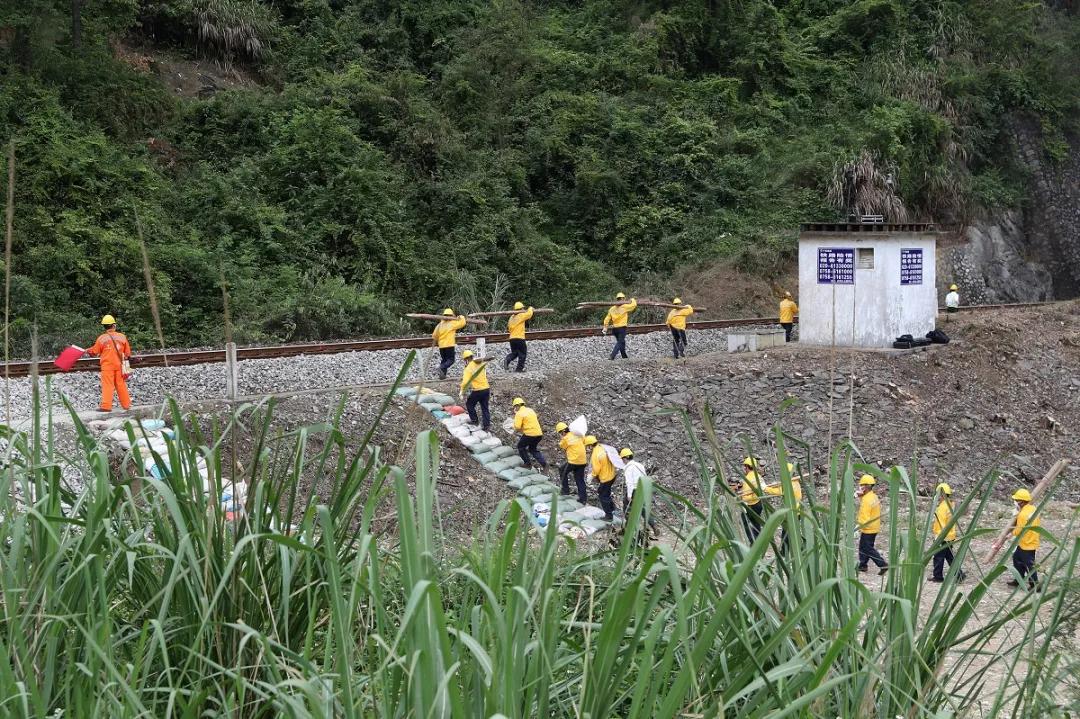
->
xmin=503 ymin=302 xmax=534 ymax=372
xmin=779 ymin=292 xmax=799 ymax=342
xmin=763 ymin=462 xmax=803 ymax=553
xmin=602 ymin=293 xmax=638 ymax=360
xmin=586 ymin=435 xmax=617 ymax=520
xmin=86 ymin=314 xmax=132 ymax=412
xmin=730 ymin=457 xmax=766 ymax=543
xmin=929 ymin=483 xmax=964 ymax=582
xmin=665 ymin=298 xmax=694 ymax=359
xmin=556 ymin=422 xmax=588 ymax=504
xmin=1008 ymin=488 xmax=1041 ymax=589
xmin=512 ymin=397 xmax=547 ymax=470
xmin=856 ymin=475 xmax=888 ymax=574
xmin=458 ymin=350 xmax=492 ymax=431
xmin=433 ymin=308 xmax=468 ymax=379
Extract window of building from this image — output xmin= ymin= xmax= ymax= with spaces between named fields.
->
xmin=857 ymin=247 xmax=875 ymax=269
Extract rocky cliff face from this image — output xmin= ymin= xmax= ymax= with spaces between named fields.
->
xmin=940 ymin=213 xmax=1054 ymax=303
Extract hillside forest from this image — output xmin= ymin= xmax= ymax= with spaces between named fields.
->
xmin=0 ymin=0 xmax=1077 ymax=353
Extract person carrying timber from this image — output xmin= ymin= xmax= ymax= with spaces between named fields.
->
xmin=856 ymin=475 xmax=888 ymax=575
xmin=602 ymin=292 xmax=638 ymax=360
xmin=620 ymin=447 xmax=657 ymax=540
xmin=458 ymin=350 xmax=492 ymax=432
xmin=763 ymin=462 xmax=803 ymax=552
xmin=512 ymin=397 xmax=547 ymax=471
xmin=86 ymin=314 xmax=132 ymax=413
xmin=503 ymin=301 xmax=534 ymax=372
xmin=665 ymin=298 xmax=694 ymax=359
xmin=730 ymin=456 xmax=766 ymax=543
xmin=779 ymin=292 xmax=799 ymax=343
xmin=945 ymin=284 xmax=960 ymax=322
xmin=1009 ymin=488 xmax=1040 ymax=589
xmin=929 ymin=483 xmax=964 ymax=583
xmin=586 ymin=435 xmax=616 ymax=520
xmin=433 ymin=308 xmax=468 ymax=380
xmin=556 ymin=422 xmax=588 ymax=504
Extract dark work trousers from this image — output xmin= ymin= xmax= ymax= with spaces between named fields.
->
xmin=504 ymin=339 xmax=528 ymax=372
xmin=742 ymin=502 xmax=764 ymax=543
xmin=465 ymin=389 xmax=491 ymax=431
xmin=781 ymin=322 xmax=794 ymax=342
xmin=932 ymin=543 xmax=958 ymax=580
xmin=670 ymin=328 xmax=687 ymax=358
xmin=623 ymin=489 xmax=657 ymax=532
xmin=438 ymin=347 xmax=455 ymax=378
xmin=597 ymin=479 xmax=615 ymax=519
xmin=858 ymin=532 xmax=888 ymax=569
xmin=517 ymin=435 xmax=547 ymax=469
xmin=609 ymin=328 xmax=628 ymax=360
xmin=1013 ymin=548 xmax=1038 ymax=586
xmin=560 ymin=462 xmax=587 ymax=503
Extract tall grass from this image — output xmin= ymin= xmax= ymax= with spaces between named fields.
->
xmin=0 ymin=353 xmax=1076 ymax=717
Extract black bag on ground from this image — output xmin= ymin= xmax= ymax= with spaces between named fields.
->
xmin=892 ymin=340 xmax=914 ymax=349
xmin=926 ymin=329 xmax=950 ymax=344
xmin=912 ymin=337 xmax=932 ymax=347
xmin=896 ymin=334 xmax=914 ymax=343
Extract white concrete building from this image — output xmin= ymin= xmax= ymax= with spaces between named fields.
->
xmin=797 ymin=223 xmax=940 ymax=348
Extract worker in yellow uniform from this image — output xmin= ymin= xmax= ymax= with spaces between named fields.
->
xmin=86 ymin=314 xmax=132 ymax=412
xmin=503 ymin=302 xmax=534 ymax=372
xmin=1009 ymin=488 xmax=1040 ymax=589
xmin=586 ymin=435 xmax=616 ymax=520
xmin=512 ymin=397 xmax=547 ymax=470
xmin=779 ymin=291 xmax=799 ymax=342
xmin=458 ymin=350 xmax=492 ymax=431
xmin=763 ymin=462 xmax=803 ymax=553
xmin=729 ymin=457 xmax=765 ymax=542
xmin=602 ymin=292 xmax=638 ymax=360
xmin=433 ymin=308 xmax=468 ymax=379
xmin=556 ymin=422 xmax=587 ymax=503
xmin=929 ymin=483 xmax=964 ymax=582
xmin=665 ymin=298 xmax=694 ymax=359
xmin=856 ymin=475 xmax=888 ymax=574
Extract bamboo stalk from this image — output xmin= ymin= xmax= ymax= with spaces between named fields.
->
xmin=468 ymin=308 xmax=555 ymax=318
xmin=4 ymin=141 xmax=13 ymax=427
xmin=984 ymin=459 xmax=1069 ymax=563
xmin=135 ymin=206 xmax=168 ymax=367
xmin=406 ymin=313 xmax=488 ymax=325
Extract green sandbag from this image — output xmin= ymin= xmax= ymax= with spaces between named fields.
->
xmin=432 ymin=410 xmax=449 ymax=419
xmin=497 ymin=469 xmax=524 ymax=481
xmin=581 ymin=518 xmax=610 ymax=531
xmin=559 ymin=511 xmax=585 ymax=525
xmin=500 ymin=456 xmax=524 ymax=468
xmin=474 ymin=451 xmax=498 ymax=464
xmin=520 ymin=482 xmax=559 ymax=498
xmin=395 ymin=387 xmax=417 ymax=397
xmin=488 ymin=459 xmax=515 ymax=473
xmin=507 ymin=475 xmax=545 ymax=491
xmin=427 ymin=393 xmax=455 ymax=406
xmin=419 ymin=402 xmax=442 ymax=412
xmin=529 ymin=492 xmax=557 ymax=506
xmin=490 ymin=445 xmax=516 ymax=459
xmin=553 ymin=499 xmax=583 ymax=512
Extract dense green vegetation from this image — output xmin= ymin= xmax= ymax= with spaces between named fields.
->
xmin=0 ymin=1 xmax=1077 ymax=352
xmin=2 ymin=361 xmax=1077 ymax=716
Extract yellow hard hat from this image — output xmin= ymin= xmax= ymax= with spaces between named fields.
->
xmin=859 ymin=474 xmax=877 ymax=486
xmin=784 ymin=291 xmax=792 ymax=297
xmin=673 ymin=297 xmax=682 ymax=305
xmin=786 ymin=462 xmax=796 ymax=473
xmin=512 ymin=397 xmax=525 ymax=407
xmin=462 ymin=350 xmax=474 ymax=360
xmin=513 ymin=301 xmax=524 ymax=310
xmin=1012 ymin=488 xmax=1032 ymax=502
xmin=949 ymin=284 xmax=958 ymax=291
xmin=555 ymin=421 xmax=568 ymax=432
xmin=442 ymin=308 xmax=455 ymax=316
xmin=937 ymin=482 xmax=952 ymax=495
xmin=100 ymin=314 xmax=116 ymax=325
xmin=615 ymin=292 xmax=626 ymax=300
xmin=742 ymin=456 xmax=756 ymax=468
xmin=619 ymin=448 xmax=633 ymax=458
xmin=583 ymin=435 xmax=598 ymax=446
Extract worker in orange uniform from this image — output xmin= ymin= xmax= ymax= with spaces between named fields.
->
xmin=458 ymin=350 xmax=492 ymax=431
xmin=503 ymin=302 xmax=534 ymax=372
xmin=585 ymin=435 xmax=616 ymax=520
xmin=856 ymin=475 xmax=888 ymax=574
xmin=779 ymin=291 xmax=799 ymax=342
xmin=602 ymin=292 xmax=638 ymax=360
xmin=929 ymin=483 xmax=964 ymax=582
xmin=665 ymin=298 xmax=694 ymax=359
xmin=1008 ymin=488 xmax=1040 ymax=589
xmin=556 ymin=421 xmax=588 ymax=503
xmin=432 ymin=308 xmax=467 ymax=380
xmin=86 ymin=314 xmax=132 ymax=412
xmin=730 ymin=457 xmax=765 ymax=542
xmin=512 ymin=397 xmax=547 ymax=470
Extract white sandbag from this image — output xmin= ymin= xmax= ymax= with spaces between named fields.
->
xmin=521 ymin=483 xmax=557 ymax=498
xmin=459 ymin=435 xmax=481 ymax=448
xmin=470 ymin=430 xmax=492 ymax=441
xmin=139 ymin=419 xmax=166 ymax=432
xmin=560 ymin=526 xmax=586 ymax=539
xmin=481 ymin=437 xmax=502 ymax=449
xmin=568 ymin=414 xmax=588 ymax=437
xmin=601 ymin=444 xmax=626 ymax=470
xmin=107 ymin=429 xmax=129 ymax=443
xmin=577 ymin=506 xmax=607 ymax=520
xmin=450 ymin=426 xmax=472 ymax=439
xmin=501 ymin=417 xmax=515 ymax=434
xmin=555 ymin=499 xmax=583 ymax=512
xmin=530 ymin=492 xmax=557 ymax=506
xmin=442 ymin=415 xmax=470 ymax=428
xmin=533 ymin=502 xmax=551 ymax=514
xmin=581 ymin=518 xmax=609 ymax=531
xmin=474 ymin=451 xmax=498 ymax=464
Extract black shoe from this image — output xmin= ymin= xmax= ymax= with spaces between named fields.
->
xmin=438 ymin=370 xmax=447 ymax=380
xmin=503 ymin=359 xmax=511 ymax=371
xmin=1007 ymin=579 xmax=1020 ymax=587
xmin=878 ymin=567 xmax=888 ymax=576
xmin=514 ymin=368 xmax=525 ymax=373
xmin=929 ymin=577 xmax=944 ymax=583
xmin=857 ymin=565 xmax=868 ymax=573
xmin=957 ymin=571 xmax=966 ymax=582
xmin=604 ymin=514 xmax=614 ymax=521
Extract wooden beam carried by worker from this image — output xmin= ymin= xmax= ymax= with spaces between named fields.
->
xmin=638 ymin=300 xmax=708 ymax=311
xmin=984 ymin=458 xmax=1069 ymax=562
xmin=405 ymin=313 xmax=488 ymax=325
xmin=468 ymin=308 xmax=555 ymax=318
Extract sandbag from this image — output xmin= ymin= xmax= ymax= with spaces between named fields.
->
xmin=394 ymin=387 xmax=418 ymax=397
xmin=500 ymin=456 xmax=525 ymax=468
xmin=521 ymin=482 xmax=558 ymax=498
xmin=432 ymin=410 xmax=449 ymax=419
xmin=490 ymin=445 xmax=516 ymax=459
xmin=138 ymin=419 xmax=166 ymax=432
xmin=580 ymin=518 xmax=610 ymax=531
xmin=568 ymin=414 xmax=588 ymax=437
xmin=442 ymin=415 xmax=470 ymax=428
xmin=445 ymin=405 xmax=466 ymax=416
xmin=498 ymin=467 xmax=530 ymax=481
xmin=419 ymin=402 xmax=442 ymax=412
xmin=529 ymin=492 xmax=557 ymax=506
xmin=558 ymin=511 xmax=585 ymax=525
xmin=554 ymin=499 xmax=583 ymax=512
xmin=427 ymin=393 xmax=455 ymax=406
xmin=470 ymin=443 xmax=491 ymax=455
xmin=470 ymin=430 xmax=492 ymax=441
xmin=480 ymin=437 xmax=502 ymax=448
xmin=459 ymin=435 xmax=481 ymax=448
xmin=474 ymin=451 xmax=499 ymax=464
xmin=488 ymin=459 xmax=515 ymax=473
xmin=508 ymin=475 xmax=546 ymax=491
xmin=577 ymin=506 xmax=606 ymax=520
xmin=450 ymin=426 xmax=472 ymax=439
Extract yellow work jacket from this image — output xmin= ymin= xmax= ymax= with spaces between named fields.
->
xmin=507 ymin=308 xmax=533 ymax=340
xmin=460 ymin=360 xmax=489 ymax=393
xmin=590 ymin=445 xmax=616 ymax=483
xmin=933 ymin=500 xmax=957 ymax=542
xmin=559 ymin=433 xmax=586 ymax=465
xmin=603 ymin=299 xmax=638 ymax=329
xmin=764 ymin=478 xmax=803 ymax=503
xmin=857 ymin=491 xmax=881 ymax=534
xmin=779 ymin=299 xmax=799 ymax=324
xmin=739 ymin=472 xmax=763 ymax=507
xmin=666 ymin=306 xmax=694 ymax=330
xmin=1014 ymin=504 xmax=1040 ymax=551
xmin=432 ymin=316 xmax=467 ymax=348
xmin=513 ymin=407 xmax=542 ymax=437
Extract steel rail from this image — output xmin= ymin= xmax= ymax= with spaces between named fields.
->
xmin=3 ymin=301 xmax=1063 ymax=379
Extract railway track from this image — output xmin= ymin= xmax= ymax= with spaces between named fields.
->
xmin=1 ymin=301 xmax=1061 ymax=379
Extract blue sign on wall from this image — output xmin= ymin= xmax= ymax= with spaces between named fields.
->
xmin=900 ymin=248 xmax=923 ymax=285
xmin=817 ymin=248 xmax=854 ymax=284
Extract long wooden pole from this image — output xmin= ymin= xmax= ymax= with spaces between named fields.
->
xmin=984 ymin=459 xmax=1070 ymax=563
xmin=405 ymin=313 xmax=488 ymax=325
xmin=135 ymin=206 xmax=168 ymax=367
xmin=4 ymin=141 xmax=13 ymax=427
xmin=468 ymin=308 xmax=555 ymax=318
